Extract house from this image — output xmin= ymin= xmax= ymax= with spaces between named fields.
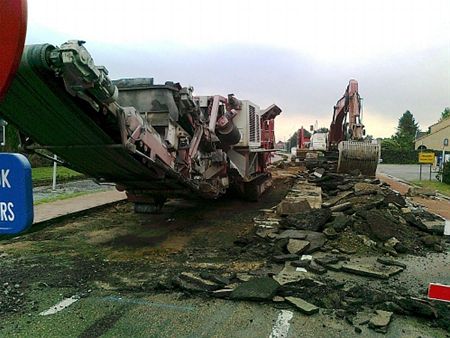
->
xmin=275 ymin=141 xmax=285 ymax=150
xmin=415 ymin=117 xmax=450 ymax=151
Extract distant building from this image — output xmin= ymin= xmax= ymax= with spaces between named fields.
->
xmin=415 ymin=117 xmax=450 ymax=151
xmin=275 ymin=141 xmax=285 ymax=150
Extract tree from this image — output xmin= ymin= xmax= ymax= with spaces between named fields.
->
xmin=287 ymin=131 xmax=298 ymax=148
xmin=365 ymin=134 xmax=374 ymax=142
xmin=381 ymin=137 xmax=400 ymax=151
xmin=393 ymin=110 xmax=419 ymax=150
xmin=440 ymin=107 xmax=450 ymax=121
xmin=316 ymin=127 xmax=329 ymax=133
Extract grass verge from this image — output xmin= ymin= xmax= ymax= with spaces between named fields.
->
xmin=32 ymin=166 xmax=85 ymax=185
xmin=412 ymin=180 xmax=450 ymax=197
xmin=33 ymin=191 xmax=95 ymax=205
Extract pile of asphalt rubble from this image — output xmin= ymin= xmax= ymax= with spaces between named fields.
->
xmin=172 ymin=165 xmax=450 ymax=334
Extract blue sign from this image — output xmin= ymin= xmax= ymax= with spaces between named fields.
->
xmin=0 ymin=153 xmax=33 ymax=234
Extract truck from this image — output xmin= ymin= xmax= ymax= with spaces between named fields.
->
xmin=309 ymin=132 xmax=327 ymax=151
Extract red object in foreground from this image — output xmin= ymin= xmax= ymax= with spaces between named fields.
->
xmin=428 ymin=283 xmax=450 ymax=303
xmin=0 ymin=0 xmax=27 ymax=100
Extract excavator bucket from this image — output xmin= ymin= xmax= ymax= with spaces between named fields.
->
xmin=337 ymin=141 xmax=380 ymax=176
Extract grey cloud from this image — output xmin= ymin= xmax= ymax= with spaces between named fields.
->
xmin=26 ymin=28 xmax=449 ymax=136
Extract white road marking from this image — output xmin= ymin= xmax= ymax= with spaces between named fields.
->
xmin=269 ymin=310 xmax=294 ymax=338
xmin=39 ymin=296 xmax=79 ymax=316
xmin=444 ymin=220 xmax=450 ymax=236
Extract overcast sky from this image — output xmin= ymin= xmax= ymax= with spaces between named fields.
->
xmin=26 ymin=0 xmax=449 ymax=141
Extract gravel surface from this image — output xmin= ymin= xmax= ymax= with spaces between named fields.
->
xmin=33 ymin=179 xmax=116 ymax=203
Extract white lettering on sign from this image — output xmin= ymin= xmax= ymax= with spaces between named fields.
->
xmin=0 ymin=202 xmax=15 ymax=221
xmin=0 ymin=169 xmax=11 ymax=188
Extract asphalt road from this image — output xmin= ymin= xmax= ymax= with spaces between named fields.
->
xmin=377 ymin=164 xmax=439 ymax=182
xmin=1 ymin=167 xmax=449 ymax=337
xmin=1 ymin=290 xmax=447 ymax=337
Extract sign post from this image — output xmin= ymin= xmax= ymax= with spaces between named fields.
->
xmin=418 ymin=152 xmax=434 ymax=181
xmin=0 ymin=153 xmax=33 ymax=234
xmin=52 ymin=154 xmax=57 ymax=191
xmin=0 ymin=119 xmax=6 ymax=146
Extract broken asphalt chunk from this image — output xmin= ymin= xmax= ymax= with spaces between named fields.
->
xmin=323 ymin=227 xmax=338 ymax=239
xmin=285 ymin=296 xmax=319 ymax=315
xmin=272 ymin=263 xmax=314 ymax=285
xmin=362 ymin=209 xmax=401 ymax=242
xmin=287 ymin=239 xmax=310 ymax=254
xmin=342 ymin=263 xmax=403 ymax=279
xmin=173 ymin=272 xmax=221 ymax=292
xmin=383 ymin=192 xmax=406 ymax=207
xmin=327 ymin=215 xmax=351 ymax=232
xmin=281 ymin=209 xmax=332 ymax=232
xmin=304 ymin=231 xmax=327 ymax=254
xmin=421 ymin=235 xmax=441 ymax=247
xmin=376 ymin=257 xmax=407 ymax=269
xmin=230 ymin=277 xmax=280 ymax=301
xmin=313 ymin=168 xmax=326 ymax=178
xmin=420 ymin=219 xmax=446 ymax=235
xmin=272 ymin=254 xmax=299 ymax=263
xmin=337 ymin=182 xmax=354 ymax=191
xmin=276 ymin=200 xmax=311 ymax=216
xmin=276 ymin=230 xmax=307 ymax=240
xmin=368 ymin=310 xmax=393 ymax=334
xmin=407 ymin=187 xmax=436 ymax=197
xmin=256 ymin=228 xmax=277 ymax=239
xmin=308 ymin=261 xmax=327 ymax=275
xmin=354 ymin=182 xmax=382 ymax=195
xmin=395 ymin=297 xmax=438 ymax=318
xmin=322 ymin=191 xmax=353 ymax=208
xmin=330 ymin=202 xmax=352 ymax=212
xmin=315 ymin=255 xmax=341 ymax=266
xmin=199 ymin=272 xmax=230 ymax=286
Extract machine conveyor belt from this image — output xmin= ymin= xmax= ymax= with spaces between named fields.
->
xmin=0 ymin=44 xmax=187 ymax=192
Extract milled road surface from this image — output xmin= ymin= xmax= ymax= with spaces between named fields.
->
xmin=0 ymin=167 xmax=449 ymax=337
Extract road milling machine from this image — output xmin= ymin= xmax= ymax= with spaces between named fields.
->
xmin=0 ymin=1 xmax=281 ymax=210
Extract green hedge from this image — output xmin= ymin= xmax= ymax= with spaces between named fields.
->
xmin=380 ymin=149 xmax=440 ymax=164
xmin=443 ymin=162 xmax=450 ymax=184
xmin=381 ymin=149 xmax=419 ymax=164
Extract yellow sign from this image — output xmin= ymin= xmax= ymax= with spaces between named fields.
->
xmin=418 ymin=152 xmax=435 ymax=164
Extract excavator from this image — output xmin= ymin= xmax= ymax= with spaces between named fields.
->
xmin=304 ymin=80 xmax=380 ymax=175
xmin=328 ymin=79 xmax=380 ymax=176
xmin=0 ymin=0 xmax=281 ymax=211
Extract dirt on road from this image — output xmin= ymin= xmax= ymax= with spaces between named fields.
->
xmin=0 ymin=164 xmax=449 ymax=337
